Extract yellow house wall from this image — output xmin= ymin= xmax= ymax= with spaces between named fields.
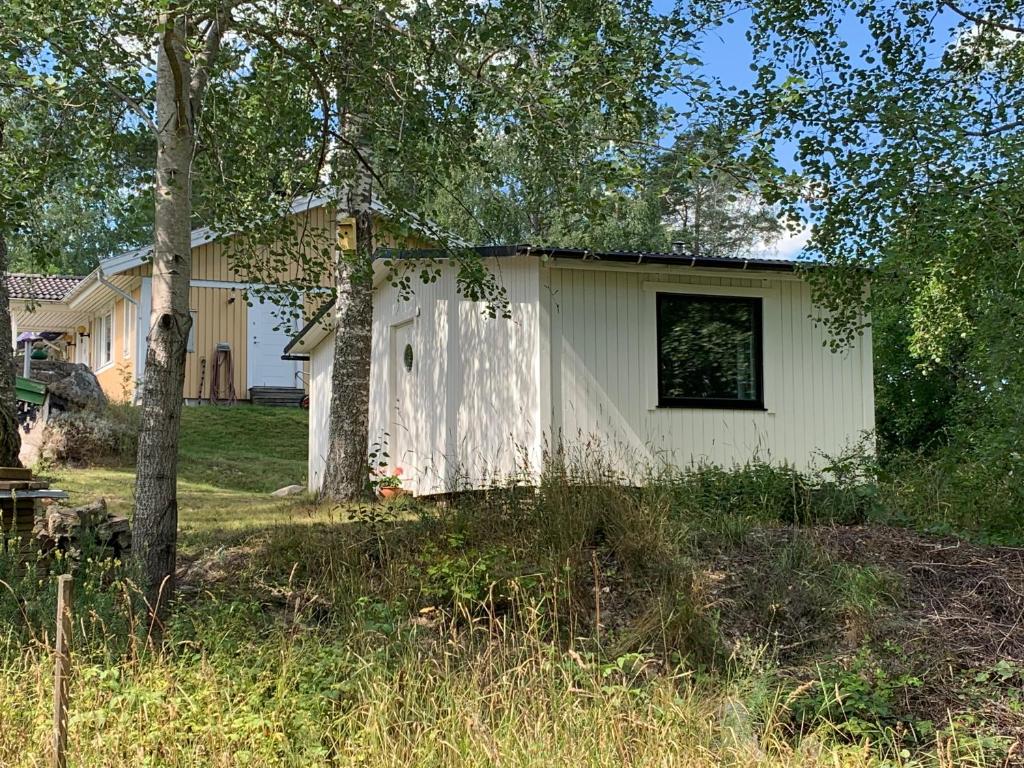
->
xmin=184 ymin=285 xmax=248 ymax=400
xmin=92 ymin=293 xmax=137 ymax=403
xmin=105 ymin=204 xmax=430 ymax=400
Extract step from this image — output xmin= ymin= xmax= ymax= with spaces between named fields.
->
xmin=249 ymin=387 xmax=306 ymax=407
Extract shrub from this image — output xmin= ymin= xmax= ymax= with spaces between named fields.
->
xmin=42 ymin=406 xmax=139 ymax=465
xmin=878 ymin=450 xmax=1024 ymax=544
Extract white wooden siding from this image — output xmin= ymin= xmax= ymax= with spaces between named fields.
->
xmin=366 ymin=256 xmax=542 ymax=495
xmin=544 ymin=262 xmax=874 ymax=476
xmin=307 ymin=256 xmax=875 ymax=495
xmin=308 ymin=333 xmax=334 ymax=493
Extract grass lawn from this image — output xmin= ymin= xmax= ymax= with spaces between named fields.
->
xmin=2 ymin=406 xmax=1021 ymax=768
xmin=44 ymin=405 xmax=324 ymax=548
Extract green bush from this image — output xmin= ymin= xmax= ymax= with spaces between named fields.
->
xmin=878 ymin=449 xmax=1024 ymax=544
xmin=41 ymin=405 xmax=139 ymax=465
xmin=787 ymin=648 xmax=925 ymax=745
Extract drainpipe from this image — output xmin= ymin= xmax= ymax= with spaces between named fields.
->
xmin=98 ymin=271 xmax=138 ymax=307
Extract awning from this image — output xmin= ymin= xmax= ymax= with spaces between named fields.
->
xmin=16 ymin=331 xmax=66 ymax=343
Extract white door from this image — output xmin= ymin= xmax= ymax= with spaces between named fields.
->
xmin=247 ymin=300 xmax=299 ymax=388
xmin=389 ymin=321 xmax=416 ymax=477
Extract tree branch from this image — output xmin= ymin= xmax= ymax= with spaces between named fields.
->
xmin=941 ymin=0 xmax=1024 ymax=35
xmin=190 ymin=4 xmax=234 ymax=122
xmin=965 ymin=117 xmax=1024 ymax=137
xmin=46 ymin=40 xmax=158 ymax=134
xmin=161 ymin=19 xmax=188 ymax=131
xmin=243 ymin=26 xmax=333 ymax=183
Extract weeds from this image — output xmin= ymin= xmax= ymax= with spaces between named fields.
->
xmin=2 ymin=447 xmax=1020 ymax=767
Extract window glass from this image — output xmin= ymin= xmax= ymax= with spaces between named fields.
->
xmin=656 ymin=293 xmax=763 ymax=408
xmin=187 ymin=310 xmax=198 ymax=353
xmin=98 ymin=312 xmax=113 ymax=366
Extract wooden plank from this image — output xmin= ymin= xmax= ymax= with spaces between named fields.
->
xmin=52 ymin=574 xmax=73 ymax=768
xmin=0 ymin=467 xmax=33 ymax=481
xmin=0 ymin=489 xmax=67 ymax=499
xmin=0 ymin=480 xmax=50 ymax=491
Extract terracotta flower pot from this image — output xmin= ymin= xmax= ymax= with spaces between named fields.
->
xmin=379 ymin=486 xmax=407 ymax=500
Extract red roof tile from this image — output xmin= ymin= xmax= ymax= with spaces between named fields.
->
xmin=4 ymin=273 xmax=84 ymax=302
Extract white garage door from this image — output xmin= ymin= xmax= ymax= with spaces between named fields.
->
xmin=247 ymin=299 xmax=299 ymax=388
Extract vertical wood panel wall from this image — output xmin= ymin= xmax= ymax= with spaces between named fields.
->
xmin=545 ymin=263 xmax=874 ymax=476
xmin=359 ymin=256 xmax=541 ymax=496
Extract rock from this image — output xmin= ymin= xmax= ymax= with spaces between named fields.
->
xmin=717 ymin=697 xmax=763 ymax=760
xmin=33 ymin=498 xmax=132 ymax=567
xmin=40 ymin=409 xmax=136 ymax=464
xmin=271 ymin=484 xmax=305 ymax=498
xmin=15 ymin=359 xmax=107 ymax=410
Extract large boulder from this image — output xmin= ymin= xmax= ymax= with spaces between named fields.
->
xmin=22 ymin=359 xmax=107 ymax=409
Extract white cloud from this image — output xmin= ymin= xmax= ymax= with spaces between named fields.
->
xmin=749 ymin=224 xmax=811 ymax=260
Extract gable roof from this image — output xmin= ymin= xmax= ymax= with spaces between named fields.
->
xmin=4 ymin=273 xmax=85 ymax=302
xmin=99 ymin=190 xmax=460 ymax=277
xmin=282 ymin=244 xmax=803 ymax=358
xmin=100 ymin=192 xmax=342 ymax=276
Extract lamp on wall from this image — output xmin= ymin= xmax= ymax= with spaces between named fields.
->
xmin=77 ymin=325 xmax=90 ymax=339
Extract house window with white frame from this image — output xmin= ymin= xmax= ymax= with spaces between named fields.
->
xmin=97 ymin=311 xmax=113 ymax=368
xmin=123 ymin=301 xmax=132 ymax=357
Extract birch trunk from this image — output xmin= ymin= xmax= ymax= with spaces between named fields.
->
xmin=0 ymin=223 xmax=21 ymax=468
xmin=321 ymin=147 xmax=375 ymax=500
xmin=133 ymin=13 xmax=195 ymax=616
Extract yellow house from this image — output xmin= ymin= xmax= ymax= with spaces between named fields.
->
xmin=9 ymin=193 xmax=362 ymax=403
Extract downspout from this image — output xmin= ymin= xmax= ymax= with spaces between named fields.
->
xmin=98 ymin=271 xmax=138 ymax=307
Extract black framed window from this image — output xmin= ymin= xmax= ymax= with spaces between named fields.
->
xmin=656 ymin=293 xmax=764 ymax=409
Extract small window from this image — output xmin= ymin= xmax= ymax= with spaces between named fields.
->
xmin=403 ymin=343 xmax=414 ymax=372
xmin=123 ymin=300 xmax=132 ymax=357
xmin=656 ymin=293 xmax=764 ymax=409
xmin=186 ymin=310 xmax=198 ymax=353
xmin=97 ymin=311 xmax=113 ymax=367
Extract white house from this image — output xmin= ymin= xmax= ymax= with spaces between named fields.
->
xmin=286 ymin=246 xmax=874 ymax=495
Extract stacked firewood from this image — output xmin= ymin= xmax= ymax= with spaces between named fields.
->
xmin=33 ymin=499 xmax=131 ymax=565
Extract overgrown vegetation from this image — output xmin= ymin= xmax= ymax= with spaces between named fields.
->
xmin=4 ymin=417 xmax=1022 ymax=766
xmin=40 ymin=405 xmax=139 ymax=465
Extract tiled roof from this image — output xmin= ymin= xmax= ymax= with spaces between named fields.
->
xmin=4 ymin=273 xmax=85 ymax=301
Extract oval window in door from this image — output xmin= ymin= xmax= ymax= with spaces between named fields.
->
xmin=403 ymin=343 xmax=414 ymax=372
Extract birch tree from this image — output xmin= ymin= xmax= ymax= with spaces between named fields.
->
xmin=4 ymin=0 xmax=330 ymax=615
xmin=133 ymin=4 xmax=232 ymax=615
xmin=0 ymin=118 xmax=20 ymax=467
xmin=305 ymin=0 xmax=692 ymax=500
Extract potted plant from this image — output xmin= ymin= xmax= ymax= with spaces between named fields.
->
xmin=374 ymin=467 xmax=407 ymax=499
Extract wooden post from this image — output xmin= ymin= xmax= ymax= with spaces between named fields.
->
xmin=52 ymin=574 xmax=73 ymax=768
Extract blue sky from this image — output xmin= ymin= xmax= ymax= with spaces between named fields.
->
xmin=653 ymin=2 xmax=968 ymax=258
xmin=653 ymin=6 xmax=818 ymax=257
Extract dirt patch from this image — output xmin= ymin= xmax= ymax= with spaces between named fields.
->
xmin=177 ymin=544 xmax=261 ymax=589
xmin=812 ymin=525 xmax=1024 ymax=665
xmin=706 ymin=525 xmax=1024 ymax=665
xmin=703 ymin=524 xmax=1024 ymax=754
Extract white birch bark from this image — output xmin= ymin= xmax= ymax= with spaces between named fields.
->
xmin=134 ymin=8 xmax=226 ymax=618
xmin=321 ymin=117 xmax=375 ymax=501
